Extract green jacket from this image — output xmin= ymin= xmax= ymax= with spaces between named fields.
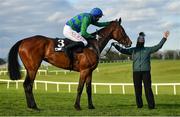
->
xmin=66 ymin=13 xmax=109 ymax=39
xmin=114 ymin=38 xmax=166 ymax=71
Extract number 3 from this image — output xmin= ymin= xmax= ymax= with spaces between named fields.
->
xmin=57 ymin=40 xmax=65 ymax=48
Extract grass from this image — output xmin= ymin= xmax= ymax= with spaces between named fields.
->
xmin=0 ymin=60 xmax=180 ymax=116
xmin=1 ymin=60 xmax=180 ymax=94
xmin=0 ymin=89 xmax=180 ymax=116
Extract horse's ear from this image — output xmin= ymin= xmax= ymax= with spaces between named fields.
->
xmin=119 ymin=18 xmax=122 ymax=25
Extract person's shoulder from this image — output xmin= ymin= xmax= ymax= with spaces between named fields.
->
xmin=144 ymin=47 xmax=149 ymax=49
xmin=81 ymin=13 xmax=91 ymax=17
xmin=141 ymin=47 xmax=150 ymax=50
xmin=81 ymin=13 xmax=92 ymax=23
xmin=144 ymin=46 xmax=152 ymax=49
xmin=143 ymin=47 xmax=152 ymax=52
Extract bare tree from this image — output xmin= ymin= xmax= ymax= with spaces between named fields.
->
xmin=151 ymin=51 xmax=163 ymax=59
xmin=0 ymin=58 xmax=6 ymax=65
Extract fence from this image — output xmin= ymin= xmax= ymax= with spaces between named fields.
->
xmin=0 ymin=79 xmax=180 ymax=95
xmin=0 ymin=69 xmax=48 ymax=76
xmin=0 ymin=68 xmax=99 ymax=76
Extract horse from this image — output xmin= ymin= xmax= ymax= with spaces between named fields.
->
xmin=8 ymin=18 xmax=132 ymax=111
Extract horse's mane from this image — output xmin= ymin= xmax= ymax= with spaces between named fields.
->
xmin=91 ymin=21 xmax=117 ymax=36
xmin=87 ymin=21 xmax=118 ymax=50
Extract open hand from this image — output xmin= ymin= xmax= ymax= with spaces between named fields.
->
xmin=163 ymin=31 xmax=170 ymax=39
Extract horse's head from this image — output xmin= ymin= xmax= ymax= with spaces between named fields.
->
xmin=110 ymin=18 xmax=132 ymax=47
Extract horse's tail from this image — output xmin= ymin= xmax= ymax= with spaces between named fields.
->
xmin=8 ymin=40 xmax=23 ymax=80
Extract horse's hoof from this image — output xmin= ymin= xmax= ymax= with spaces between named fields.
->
xmin=88 ymin=105 xmax=95 ymax=109
xmin=74 ymin=104 xmax=82 ymax=111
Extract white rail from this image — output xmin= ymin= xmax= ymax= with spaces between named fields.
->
xmin=0 ymin=68 xmax=99 ymax=76
xmin=0 ymin=79 xmax=180 ymax=95
xmin=0 ymin=70 xmax=47 ymax=75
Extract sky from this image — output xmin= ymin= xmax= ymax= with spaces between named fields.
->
xmin=0 ymin=0 xmax=180 ymax=58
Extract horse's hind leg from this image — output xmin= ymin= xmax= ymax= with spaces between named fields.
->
xmin=23 ymin=70 xmax=39 ymax=110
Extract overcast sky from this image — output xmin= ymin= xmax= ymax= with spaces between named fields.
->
xmin=0 ymin=0 xmax=180 ymax=58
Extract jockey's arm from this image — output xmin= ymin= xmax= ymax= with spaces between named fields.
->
xmin=80 ymin=17 xmax=95 ymax=39
xmin=93 ymin=21 xmax=110 ymax=27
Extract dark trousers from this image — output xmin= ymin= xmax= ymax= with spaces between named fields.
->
xmin=133 ymin=71 xmax=155 ymax=109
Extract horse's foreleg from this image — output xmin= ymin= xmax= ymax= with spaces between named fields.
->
xmin=74 ymin=70 xmax=89 ymax=110
xmin=86 ymin=71 xmax=95 ymax=109
xmin=23 ymin=70 xmax=39 ymax=110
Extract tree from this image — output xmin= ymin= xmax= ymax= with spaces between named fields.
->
xmin=0 ymin=58 xmax=6 ymax=65
xmin=151 ymin=51 xmax=163 ymax=59
xmin=164 ymin=50 xmax=177 ymax=59
xmin=104 ymin=50 xmax=120 ymax=60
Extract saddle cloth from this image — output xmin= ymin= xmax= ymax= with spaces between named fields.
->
xmin=54 ymin=38 xmax=73 ymax=52
xmin=54 ymin=38 xmax=85 ymax=53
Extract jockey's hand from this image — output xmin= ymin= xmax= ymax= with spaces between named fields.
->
xmin=163 ymin=31 xmax=170 ymax=39
xmin=95 ymin=34 xmax=101 ymax=40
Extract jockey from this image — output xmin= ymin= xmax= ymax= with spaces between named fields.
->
xmin=63 ymin=7 xmax=110 ymax=59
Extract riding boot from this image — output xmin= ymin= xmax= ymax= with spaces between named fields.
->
xmin=64 ymin=42 xmax=85 ymax=70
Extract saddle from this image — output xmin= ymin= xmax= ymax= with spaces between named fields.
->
xmin=54 ymin=38 xmax=85 ymax=70
xmin=54 ymin=38 xmax=98 ymax=70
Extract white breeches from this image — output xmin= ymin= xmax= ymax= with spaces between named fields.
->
xmin=63 ymin=25 xmax=88 ymax=46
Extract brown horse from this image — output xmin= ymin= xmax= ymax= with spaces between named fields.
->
xmin=8 ymin=18 xmax=132 ymax=110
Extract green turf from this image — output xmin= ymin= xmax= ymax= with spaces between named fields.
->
xmin=0 ymin=89 xmax=180 ymax=116
xmin=0 ymin=60 xmax=180 ymax=116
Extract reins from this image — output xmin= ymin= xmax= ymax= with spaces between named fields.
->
xmin=105 ymin=42 xmax=124 ymax=56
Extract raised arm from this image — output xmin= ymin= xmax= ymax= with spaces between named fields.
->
xmin=112 ymin=42 xmax=133 ymax=55
xmin=150 ymin=31 xmax=170 ymax=53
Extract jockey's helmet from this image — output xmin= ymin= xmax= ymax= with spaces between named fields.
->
xmin=90 ymin=8 xmax=103 ymax=17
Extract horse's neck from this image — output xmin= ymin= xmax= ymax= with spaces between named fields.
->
xmin=89 ymin=22 xmax=116 ymax=53
xmin=98 ymin=37 xmax=110 ymax=53
xmin=98 ymin=25 xmax=114 ymax=53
